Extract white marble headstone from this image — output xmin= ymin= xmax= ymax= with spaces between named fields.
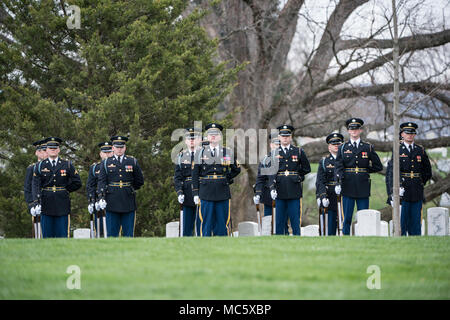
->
xmin=261 ymin=216 xmax=272 ymax=236
xmin=356 ymin=210 xmax=380 ymax=236
xmin=427 ymin=207 xmax=449 ymax=236
xmin=439 ymin=192 xmax=450 ymax=207
xmin=354 ymin=223 xmax=359 ymax=236
xmin=166 ymin=221 xmax=180 ymax=238
xmin=380 ymin=221 xmax=389 ymax=237
xmin=73 ymin=228 xmax=91 ymax=239
xmin=238 ymin=222 xmax=259 ymax=237
xmin=302 ymin=225 xmax=319 ymax=237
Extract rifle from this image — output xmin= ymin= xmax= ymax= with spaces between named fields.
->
xmin=36 ymin=195 xmax=42 ymax=239
xmin=256 ymin=203 xmax=262 ymax=236
xmin=99 ymin=190 xmax=108 ymax=238
xmin=89 ymin=197 xmax=95 ymax=239
xmin=32 ymin=216 xmax=37 ymax=239
xmin=271 ymin=200 xmax=276 ymax=235
xmin=179 ymin=203 xmax=184 ymax=237
xmin=324 ymin=206 xmax=328 ymax=236
xmin=319 ymin=206 xmax=324 ymax=236
xmin=337 ymin=194 xmax=344 ymax=236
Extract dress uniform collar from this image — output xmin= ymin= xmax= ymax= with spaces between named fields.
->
xmin=280 ymin=144 xmax=291 ymax=153
xmin=349 ymin=138 xmax=361 ymax=148
xmin=403 ymin=142 xmax=414 ymax=150
xmin=114 ymin=155 xmax=126 ymax=162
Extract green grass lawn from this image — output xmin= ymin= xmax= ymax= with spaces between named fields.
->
xmin=1 ymin=236 xmax=449 ymax=300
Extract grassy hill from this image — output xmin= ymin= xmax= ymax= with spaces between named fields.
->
xmin=1 ymin=236 xmax=449 ymax=300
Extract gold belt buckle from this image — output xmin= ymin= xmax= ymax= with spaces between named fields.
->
xmin=52 ymin=186 xmax=56 ymax=192
xmin=355 ymin=167 xmax=360 ymax=174
xmin=410 ymin=172 xmax=414 ymax=178
xmin=284 ymin=170 xmax=289 ymax=176
xmin=213 ymin=174 xmax=217 ymax=179
xmin=119 ymin=180 xmax=123 ymax=188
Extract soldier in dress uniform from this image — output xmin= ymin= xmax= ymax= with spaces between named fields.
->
xmin=315 ymin=133 xmax=344 ymax=235
xmin=174 ymin=127 xmax=202 ymax=236
xmin=192 ymin=123 xmax=241 ymax=237
xmin=334 ymin=118 xmax=383 ymax=235
xmin=97 ymin=135 xmax=145 ymax=237
xmin=268 ymin=125 xmax=311 ymax=236
xmin=386 ymin=122 xmax=432 ymax=236
xmin=24 ymin=139 xmax=48 ymax=218
xmin=86 ymin=142 xmax=113 ymax=236
xmin=31 ymin=137 xmax=82 ymax=238
xmin=253 ymin=133 xmax=280 ymax=217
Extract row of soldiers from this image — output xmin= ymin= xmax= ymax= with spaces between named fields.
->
xmin=24 ymin=136 xmax=144 ymax=238
xmin=175 ymin=118 xmax=432 ymax=237
xmin=23 ymin=118 xmax=432 ymax=238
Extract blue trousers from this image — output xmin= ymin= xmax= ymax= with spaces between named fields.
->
xmin=275 ymin=199 xmax=301 ymax=236
xmin=41 ymin=214 xmax=69 ymax=238
xmin=199 ymin=200 xmax=230 ymax=237
xmin=401 ymin=201 xmax=422 ymax=236
xmin=106 ymin=211 xmax=135 ymax=237
xmin=342 ymin=196 xmax=369 ymax=235
xmin=182 ymin=206 xmax=200 ymax=236
xmin=326 ymin=209 xmax=337 ymax=236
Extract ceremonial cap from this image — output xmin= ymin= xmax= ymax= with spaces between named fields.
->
xmin=326 ymin=133 xmax=344 ymax=145
xmin=277 ymin=124 xmax=294 ymax=136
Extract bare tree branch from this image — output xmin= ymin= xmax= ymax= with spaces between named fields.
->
xmin=297 ymin=0 xmax=370 ymax=89
xmin=337 ymin=29 xmax=450 ymax=51
xmin=310 ymin=81 xmax=450 ymax=108
xmin=366 ymin=136 xmax=450 ymax=152
xmin=315 ymin=29 xmax=450 ymax=95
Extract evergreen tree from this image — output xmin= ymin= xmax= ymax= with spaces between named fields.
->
xmin=0 ymin=0 xmax=241 ymax=237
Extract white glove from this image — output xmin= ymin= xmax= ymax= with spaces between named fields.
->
xmin=322 ymin=198 xmax=330 ymax=208
xmin=253 ymin=195 xmax=260 ymax=205
xmin=99 ymin=199 xmax=107 ymax=210
xmin=178 ymin=194 xmax=185 ymax=204
xmin=399 ymin=187 xmax=405 ymax=197
xmin=95 ymin=201 xmax=100 ymax=211
xmin=194 ymin=196 xmax=200 ymax=205
xmin=335 ymin=185 xmax=341 ymax=195
xmin=390 ymin=200 xmax=394 ymax=207
xmin=317 ymin=198 xmax=321 ymax=208
xmin=270 ymin=190 xmax=277 ymax=200
xmin=88 ymin=203 xmax=94 ymax=214
xmin=30 ymin=206 xmax=36 ymax=217
xmin=34 ymin=204 xmax=41 ymax=216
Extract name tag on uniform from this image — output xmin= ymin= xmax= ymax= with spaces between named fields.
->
xmin=60 ymin=169 xmax=66 ymax=176
xmin=125 ymin=165 xmax=133 ymax=172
